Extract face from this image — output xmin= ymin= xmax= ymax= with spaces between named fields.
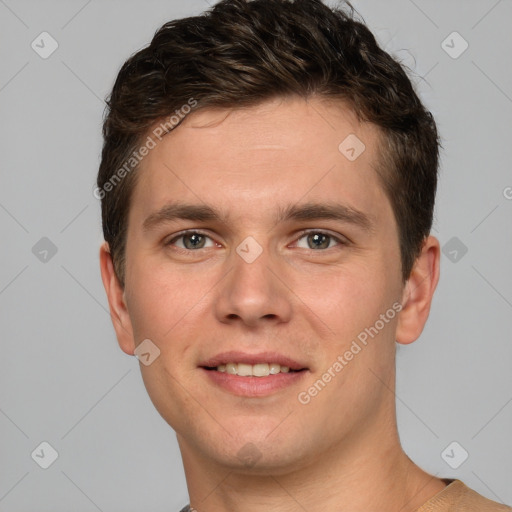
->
xmin=104 ymin=96 xmax=417 ymax=473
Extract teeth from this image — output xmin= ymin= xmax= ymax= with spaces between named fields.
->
xmin=237 ymin=363 xmax=252 ymax=377
xmin=253 ymin=363 xmax=269 ymax=377
xmin=269 ymin=363 xmax=280 ymax=375
xmin=216 ymin=363 xmax=296 ymax=377
xmin=226 ymin=363 xmax=237 ymax=375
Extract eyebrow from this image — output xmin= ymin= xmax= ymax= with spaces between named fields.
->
xmin=142 ymin=201 xmax=375 ymax=234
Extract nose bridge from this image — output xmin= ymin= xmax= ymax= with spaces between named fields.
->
xmin=213 ymin=235 xmax=292 ymax=326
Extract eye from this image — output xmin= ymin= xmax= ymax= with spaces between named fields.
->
xmin=166 ymin=231 xmax=216 ymax=250
xmin=294 ymin=231 xmax=346 ymax=250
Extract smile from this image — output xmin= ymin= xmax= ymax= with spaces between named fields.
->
xmin=199 ymin=351 xmax=309 ymax=397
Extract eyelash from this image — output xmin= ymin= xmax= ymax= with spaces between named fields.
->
xmin=165 ymin=229 xmax=348 ymax=252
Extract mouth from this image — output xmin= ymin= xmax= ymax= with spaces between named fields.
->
xmin=199 ymin=351 xmax=309 ymax=397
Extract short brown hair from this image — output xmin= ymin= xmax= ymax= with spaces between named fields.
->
xmin=97 ymin=0 xmax=440 ymax=287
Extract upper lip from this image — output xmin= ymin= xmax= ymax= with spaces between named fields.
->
xmin=200 ymin=351 xmax=308 ymax=371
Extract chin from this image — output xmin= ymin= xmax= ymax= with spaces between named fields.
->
xmin=200 ymin=426 xmax=310 ymax=475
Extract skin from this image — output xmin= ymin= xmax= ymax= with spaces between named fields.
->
xmin=100 ymin=96 xmax=445 ymax=511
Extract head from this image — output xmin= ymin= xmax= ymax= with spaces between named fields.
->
xmin=98 ymin=0 xmax=440 ymax=473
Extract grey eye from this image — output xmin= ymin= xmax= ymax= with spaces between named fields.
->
xmin=307 ymin=233 xmax=330 ymax=249
xmin=183 ymin=233 xmax=206 ymax=249
xmin=296 ymin=232 xmax=340 ymax=250
xmin=169 ymin=232 xmax=215 ymax=250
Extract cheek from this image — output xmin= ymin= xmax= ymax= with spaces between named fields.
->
xmin=125 ymin=264 xmax=206 ymax=424
xmin=124 ymin=256 xmax=190 ymax=342
xmin=295 ymin=255 xmax=400 ymax=398
xmin=295 ymin=272 xmax=399 ymax=429
xmin=124 ymin=254 xmax=222 ymax=393
xmin=301 ymin=260 xmax=392 ymax=335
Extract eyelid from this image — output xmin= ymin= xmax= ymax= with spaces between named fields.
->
xmin=165 ymin=229 xmax=217 ymax=247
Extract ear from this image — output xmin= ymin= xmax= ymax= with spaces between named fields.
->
xmin=396 ymin=235 xmax=440 ymax=345
xmin=99 ymin=242 xmax=135 ymax=355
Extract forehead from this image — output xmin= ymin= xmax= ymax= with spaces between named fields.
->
xmin=129 ymin=96 xmax=390 ymax=228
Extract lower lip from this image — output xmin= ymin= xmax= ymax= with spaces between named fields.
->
xmin=200 ymin=368 xmax=308 ymax=397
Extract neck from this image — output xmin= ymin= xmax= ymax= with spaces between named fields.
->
xmin=178 ymin=410 xmax=445 ymax=512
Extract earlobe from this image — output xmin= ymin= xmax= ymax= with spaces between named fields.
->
xmin=99 ymin=242 xmax=135 ymax=355
xmin=395 ymin=236 xmax=440 ymax=345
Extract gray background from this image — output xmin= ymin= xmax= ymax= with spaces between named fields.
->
xmin=1 ymin=0 xmax=511 ymax=510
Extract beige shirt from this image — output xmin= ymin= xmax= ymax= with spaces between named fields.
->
xmin=179 ymin=479 xmax=512 ymax=511
xmin=417 ymin=479 xmax=512 ymax=511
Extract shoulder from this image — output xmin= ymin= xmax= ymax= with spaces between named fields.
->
xmin=417 ymin=479 xmax=512 ymax=511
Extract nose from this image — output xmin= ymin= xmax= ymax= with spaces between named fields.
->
xmin=213 ymin=240 xmax=293 ymax=328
